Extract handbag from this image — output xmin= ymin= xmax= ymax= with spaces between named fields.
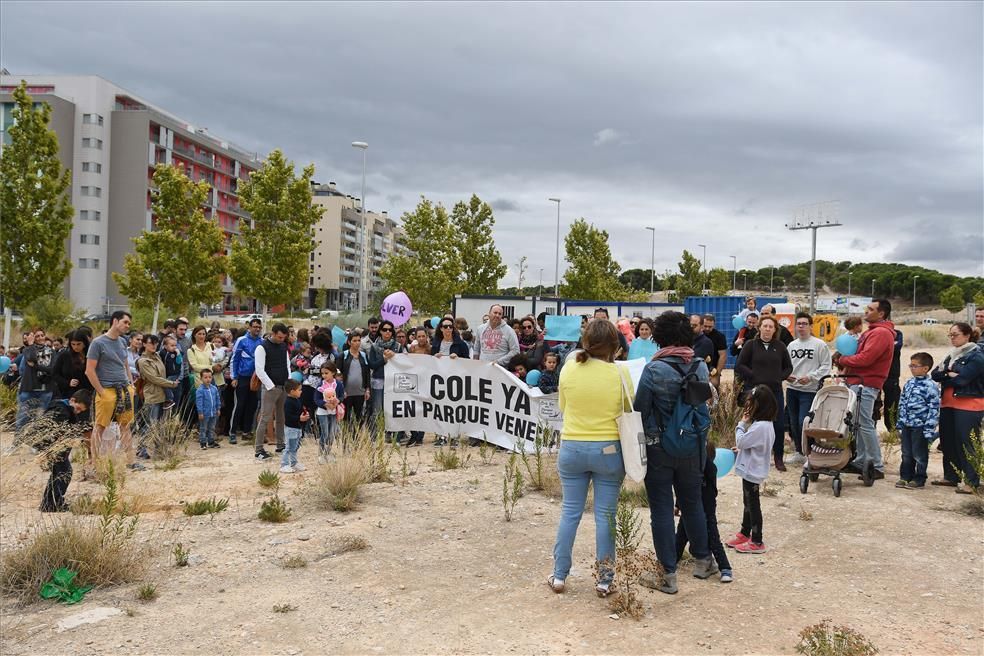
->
xmin=249 ymin=373 xmax=260 ymax=392
xmin=616 ymin=366 xmax=647 ymax=483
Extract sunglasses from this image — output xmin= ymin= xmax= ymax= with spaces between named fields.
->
xmin=441 ymin=324 xmax=453 ymax=329
xmin=380 ymin=328 xmax=393 ymax=333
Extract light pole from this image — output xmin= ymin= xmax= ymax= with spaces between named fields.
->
xmin=646 ymin=227 xmax=656 ymax=294
xmin=698 ymin=244 xmax=707 ymax=292
xmin=743 ymin=273 xmax=748 ymax=292
xmin=871 ymin=279 xmax=876 ymax=297
xmin=848 ymin=271 xmax=853 ymax=299
xmin=351 ymin=141 xmax=368 ymax=314
xmin=538 ymin=268 xmax=544 ymax=296
xmin=913 ymin=275 xmax=919 ymax=310
xmin=730 ymin=255 xmax=737 ymax=293
xmin=549 ymin=198 xmax=561 ymax=297
xmin=770 ymin=265 xmax=775 ymax=295
xmin=786 ymin=202 xmax=843 ymax=313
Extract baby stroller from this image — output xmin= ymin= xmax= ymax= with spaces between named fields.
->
xmin=798 ymin=375 xmax=867 ymax=497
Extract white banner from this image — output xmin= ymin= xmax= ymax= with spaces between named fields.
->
xmin=383 ymin=354 xmax=647 ymax=452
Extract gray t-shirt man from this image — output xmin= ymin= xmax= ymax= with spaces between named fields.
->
xmin=88 ymin=334 xmax=131 ymax=386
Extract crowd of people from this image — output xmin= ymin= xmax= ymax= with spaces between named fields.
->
xmin=3 ymin=301 xmax=983 ymax=597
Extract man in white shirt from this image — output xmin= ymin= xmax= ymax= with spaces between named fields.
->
xmin=785 ymin=312 xmax=832 ymax=465
xmin=253 ymin=324 xmax=292 ymax=461
xmin=473 ymin=304 xmax=519 ymax=366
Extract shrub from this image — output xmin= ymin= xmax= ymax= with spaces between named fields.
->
xmin=433 ymin=445 xmax=469 ymax=471
xmin=517 ymin=430 xmax=548 ymax=491
xmin=0 ymin=383 xmax=17 ymax=424
xmin=916 ymin=329 xmax=945 ymax=347
xmin=272 ymin=603 xmax=298 ymax=613
xmin=710 ymin=381 xmax=743 ymax=449
xmin=327 ymin=534 xmax=369 ymax=556
xmin=502 ymin=452 xmax=524 ymax=522
xmin=311 ymin=457 xmax=365 ymax=512
xmin=478 ymin=437 xmax=498 ymax=466
xmin=618 ymin=482 xmax=649 ymax=508
xmin=1 ymin=470 xmax=148 ymax=603
xmin=281 ymin=555 xmax=307 ymax=569
xmin=603 ymin=497 xmax=660 ymax=620
xmin=799 ymin=509 xmax=814 ymax=521
xmin=145 ymin=415 xmax=193 ymax=464
xmin=137 ymin=583 xmax=158 ymax=601
xmin=182 ymin=497 xmax=229 ymax=517
xmin=795 ymin=618 xmax=877 ymax=656
xmin=172 ymin=543 xmax=189 ymax=567
xmin=258 ymin=469 xmax=281 ymax=489
xmin=258 ymin=495 xmax=292 ymax=523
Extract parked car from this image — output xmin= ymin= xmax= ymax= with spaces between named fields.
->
xmin=318 ymin=309 xmax=339 ymax=318
xmin=83 ymin=313 xmax=113 ymax=323
xmin=241 ymin=313 xmax=264 ymax=325
xmin=921 ymin=317 xmax=940 ymax=325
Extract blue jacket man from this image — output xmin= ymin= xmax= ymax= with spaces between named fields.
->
xmin=228 ymin=319 xmax=263 ymax=444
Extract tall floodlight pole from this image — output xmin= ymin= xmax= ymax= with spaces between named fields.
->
xmin=871 ymin=279 xmax=876 ymax=297
xmin=548 ymin=198 xmax=561 ymax=297
xmin=646 ymin=227 xmax=656 ymax=294
xmin=913 ymin=275 xmax=919 ymax=310
xmin=848 ymin=270 xmax=853 ymax=299
xmin=770 ymin=265 xmax=775 ymax=295
xmin=538 ymin=268 xmax=544 ymax=295
xmin=785 ymin=200 xmax=842 ymax=313
xmin=698 ymin=244 xmax=707 ymax=293
xmin=730 ymin=255 xmax=737 ymax=293
xmin=352 ymin=141 xmax=368 ymax=313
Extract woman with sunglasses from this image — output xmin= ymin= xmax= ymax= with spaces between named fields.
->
xmin=432 ymin=320 xmax=470 ymax=359
xmin=367 ymin=319 xmax=405 ymax=434
xmin=518 ymin=317 xmax=545 ymax=370
xmin=931 ymin=322 xmax=984 ymax=493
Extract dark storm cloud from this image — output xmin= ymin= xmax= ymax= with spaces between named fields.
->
xmin=490 ymin=199 xmax=521 ymax=213
xmin=3 ymin=1 xmax=981 ymax=277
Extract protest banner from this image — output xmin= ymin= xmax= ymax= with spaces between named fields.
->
xmin=384 ymin=355 xmax=648 ymax=452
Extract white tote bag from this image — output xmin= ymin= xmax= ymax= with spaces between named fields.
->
xmin=617 ymin=367 xmax=647 ymax=483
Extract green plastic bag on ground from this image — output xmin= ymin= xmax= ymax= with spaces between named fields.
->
xmin=39 ymin=567 xmax=93 ymax=604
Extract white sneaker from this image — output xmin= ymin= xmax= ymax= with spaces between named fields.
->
xmin=279 ymin=465 xmax=295 ymax=474
xmin=317 ymin=456 xmax=326 ymax=465
xmin=293 ymin=463 xmax=306 ymax=472
xmin=786 ymin=453 xmax=806 ymax=465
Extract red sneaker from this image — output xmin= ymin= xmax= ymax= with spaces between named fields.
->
xmin=725 ymin=533 xmax=750 ymax=549
xmin=734 ymin=541 xmax=768 ymax=554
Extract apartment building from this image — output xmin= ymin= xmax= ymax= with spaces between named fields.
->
xmin=309 ymin=182 xmax=408 ymax=311
xmin=0 ymin=74 xmax=260 ymax=314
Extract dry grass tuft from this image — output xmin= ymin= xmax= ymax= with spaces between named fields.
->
xmin=326 ymin=534 xmax=369 ymax=556
xmin=618 ymin=482 xmax=649 ymax=508
xmin=311 ymin=457 xmax=365 ymax=512
xmin=144 ymin=415 xmax=192 ymax=465
xmin=710 ymin=381 xmax=744 ymax=449
xmin=258 ymin=495 xmax=292 ymax=523
xmin=795 ymin=618 xmax=878 ymax=656
xmin=281 ymin=554 xmax=307 ymax=569
xmin=137 ymin=583 xmax=158 ymax=601
xmin=799 ymin=509 xmax=814 ymax=521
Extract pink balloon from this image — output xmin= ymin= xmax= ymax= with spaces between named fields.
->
xmin=380 ymin=291 xmax=413 ymax=327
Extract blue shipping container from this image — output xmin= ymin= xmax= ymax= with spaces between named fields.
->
xmin=684 ymin=296 xmax=788 ymax=370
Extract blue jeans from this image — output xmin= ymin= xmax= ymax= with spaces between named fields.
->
xmin=552 ymin=439 xmax=625 ymax=584
xmin=281 ymin=426 xmax=302 ymax=467
xmin=850 ymin=385 xmax=884 ymax=472
xmin=316 ymin=414 xmax=336 ymax=456
xmin=16 ymin=390 xmax=53 ymax=431
xmin=645 ymin=444 xmax=708 ymax=574
xmin=786 ymin=388 xmax=816 ymax=455
xmin=198 ymin=415 xmax=217 ymax=446
xmin=899 ymin=426 xmax=930 ymax=485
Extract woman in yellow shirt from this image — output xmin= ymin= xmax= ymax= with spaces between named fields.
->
xmin=186 ymin=326 xmax=215 ymax=389
xmin=549 ymin=319 xmax=630 ymax=597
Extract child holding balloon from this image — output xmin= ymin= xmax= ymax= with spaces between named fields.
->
xmin=675 ymin=440 xmax=734 ymax=582
xmin=727 ymin=384 xmax=777 ymax=554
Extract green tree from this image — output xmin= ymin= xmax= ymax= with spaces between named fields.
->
xmin=228 ymin=150 xmax=323 ymax=315
xmin=939 ymin=284 xmax=966 ymax=314
xmin=113 ymin=165 xmax=226 ymax=331
xmin=707 ymin=268 xmax=732 ymax=296
xmin=674 ymin=250 xmax=703 ymax=299
xmin=450 ymin=194 xmax=507 ymax=294
xmin=378 ymin=197 xmax=461 ymax=315
xmin=22 ymin=292 xmax=86 ymax=336
xmin=0 ymin=81 xmax=74 ymax=346
xmin=619 ymin=268 xmax=660 ymax=292
xmin=974 ymin=289 xmax=984 ymax=308
xmin=315 ymin=287 xmax=329 ymax=310
xmin=560 ymin=218 xmax=634 ymax=300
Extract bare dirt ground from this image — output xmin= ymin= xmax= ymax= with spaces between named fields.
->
xmin=1 ymin=340 xmax=982 ymax=656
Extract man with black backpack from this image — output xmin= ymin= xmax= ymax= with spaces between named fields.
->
xmin=633 ymin=311 xmax=716 ymax=595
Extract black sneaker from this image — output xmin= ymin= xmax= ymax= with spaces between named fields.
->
xmin=255 ymin=450 xmax=272 ymax=461
xmin=228 ymin=435 xmax=238 ymax=445
xmin=275 ymin=446 xmax=285 ymax=453
xmin=208 ymin=443 xmax=221 ymax=449
xmin=201 ymin=444 xmax=208 ymax=450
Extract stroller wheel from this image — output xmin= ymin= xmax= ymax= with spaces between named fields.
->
xmin=808 ymin=473 xmax=819 ymax=482
xmin=862 ymin=462 xmax=875 ymax=487
xmin=799 ymin=475 xmax=809 ymax=494
xmin=832 ymin=477 xmax=843 ymax=497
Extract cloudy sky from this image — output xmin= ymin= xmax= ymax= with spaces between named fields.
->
xmin=3 ymin=1 xmax=982 ymax=283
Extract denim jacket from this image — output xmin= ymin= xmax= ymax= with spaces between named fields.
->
xmin=931 ymin=348 xmax=984 ymax=399
xmin=633 ymin=356 xmax=710 ymax=444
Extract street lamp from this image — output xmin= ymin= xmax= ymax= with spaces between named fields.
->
xmin=646 ymin=227 xmax=656 ymax=294
xmin=698 ymin=244 xmax=707 ymax=292
xmin=730 ymin=255 xmax=737 ymax=293
xmin=848 ymin=270 xmax=853 ymax=299
xmin=786 ymin=201 xmax=843 ymax=313
xmin=549 ymin=198 xmax=561 ymax=297
xmin=538 ymin=268 xmax=544 ymax=295
xmin=871 ymin=279 xmax=876 ymax=297
xmin=770 ymin=265 xmax=775 ymax=295
xmin=913 ymin=275 xmax=919 ymax=310
xmin=743 ymin=273 xmax=748 ymax=292
xmin=351 ymin=141 xmax=368 ymax=314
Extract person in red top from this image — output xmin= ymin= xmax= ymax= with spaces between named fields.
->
xmin=832 ymin=299 xmax=896 ymax=480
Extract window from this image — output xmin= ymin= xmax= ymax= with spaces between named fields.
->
xmin=81 ymin=162 xmax=102 ymax=173
xmin=79 ymin=210 xmax=102 ymax=221
xmin=80 ymin=234 xmax=100 ymax=245
xmin=78 ymin=258 xmax=100 ymax=269
xmin=81 ymin=137 xmax=102 ymax=149
xmin=82 ymin=113 xmax=103 ymax=126
xmin=501 ymin=305 xmax=516 ymax=320
xmin=80 ymin=186 xmax=101 ymax=197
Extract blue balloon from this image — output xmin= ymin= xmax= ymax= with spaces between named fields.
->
xmin=0 ymin=355 xmax=9 ymax=374
xmin=732 ymin=315 xmax=746 ymax=330
xmin=290 ymin=371 xmax=304 ymax=383
xmin=331 ymin=325 xmax=347 ymax=347
xmin=714 ymin=448 xmax=736 ymax=478
xmin=430 ymin=316 xmax=442 ymax=330
xmin=835 ymin=333 xmax=859 ymax=356
xmin=525 ymin=369 xmax=541 ymax=387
